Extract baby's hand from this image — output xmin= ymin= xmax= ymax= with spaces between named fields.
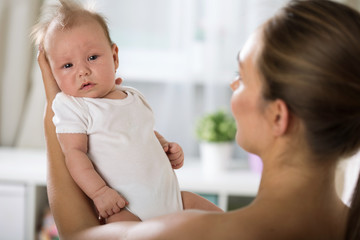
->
xmin=92 ymin=186 xmax=128 ymax=219
xmin=154 ymin=131 xmax=184 ymax=169
xmin=164 ymin=142 xmax=184 ymax=169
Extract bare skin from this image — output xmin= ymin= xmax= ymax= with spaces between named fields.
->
xmin=38 ymin=27 xmax=349 ymax=239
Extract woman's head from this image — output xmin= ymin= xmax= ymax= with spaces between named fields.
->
xmin=255 ymin=0 xmax=360 ymax=159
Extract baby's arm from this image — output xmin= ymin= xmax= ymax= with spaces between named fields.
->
xmin=154 ymin=131 xmax=184 ymax=169
xmin=57 ymin=133 xmax=127 ymax=219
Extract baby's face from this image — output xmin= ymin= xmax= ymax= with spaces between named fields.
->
xmin=45 ymin=19 xmax=119 ymax=98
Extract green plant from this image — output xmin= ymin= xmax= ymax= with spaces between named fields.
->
xmin=196 ymin=109 xmax=237 ymax=142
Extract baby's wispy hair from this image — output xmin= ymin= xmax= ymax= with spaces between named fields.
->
xmin=31 ymin=0 xmax=112 ymax=47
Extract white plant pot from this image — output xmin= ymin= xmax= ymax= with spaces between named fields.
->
xmin=200 ymin=142 xmax=234 ymax=175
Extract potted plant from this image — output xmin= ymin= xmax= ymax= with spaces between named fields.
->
xmin=195 ymin=109 xmax=236 ymax=174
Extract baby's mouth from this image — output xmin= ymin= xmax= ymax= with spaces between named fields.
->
xmin=80 ymin=82 xmax=95 ymax=90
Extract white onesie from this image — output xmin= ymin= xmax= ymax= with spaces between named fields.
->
xmin=52 ymin=86 xmax=183 ymax=220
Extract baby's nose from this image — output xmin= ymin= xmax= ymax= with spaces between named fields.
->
xmin=78 ymin=65 xmax=91 ymax=77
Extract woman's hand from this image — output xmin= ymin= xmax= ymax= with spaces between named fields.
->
xmin=37 ymin=46 xmax=100 ymax=237
xmin=37 ymin=46 xmax=60 ymax=104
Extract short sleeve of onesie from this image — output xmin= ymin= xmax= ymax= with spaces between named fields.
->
xmin=52 ymin=93 xmax=88 ymax=134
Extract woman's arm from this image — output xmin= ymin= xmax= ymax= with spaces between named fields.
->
xmin=72 ymin=210 xmax=215 ymax=240
xmin=38 ymin=49 xmax=100 ymax=238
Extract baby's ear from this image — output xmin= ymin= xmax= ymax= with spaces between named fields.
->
xmin=112 ymin=43 xmax=119 ymax=70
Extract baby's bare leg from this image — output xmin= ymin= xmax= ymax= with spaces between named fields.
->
xmin=106 ymin=208 xmax=141 ymax=223
xmin=181 ymin=191 xmax=223 ymax=212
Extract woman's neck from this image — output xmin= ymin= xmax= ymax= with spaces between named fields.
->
xmin=257 ymin=146 xmax=339 ymax=202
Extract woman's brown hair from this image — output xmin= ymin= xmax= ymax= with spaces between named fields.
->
xmin=257 ymin=0 xmax=360 ymax=239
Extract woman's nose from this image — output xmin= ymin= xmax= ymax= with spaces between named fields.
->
xmin=230 ymin=78 xmax=240 ymax=91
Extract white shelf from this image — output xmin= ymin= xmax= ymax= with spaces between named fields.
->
xmin=0 ymin=147 xmax=47 ymax=240
xmin=177 ymin=158 xmax=261 ymax=210
xmin=0 ymin=147 xmax=46 ymax=185
xmin=178 ymin=160 xmax=260 ymax=195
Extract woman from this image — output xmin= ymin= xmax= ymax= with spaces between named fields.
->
xmin=38 ymin=0 xmax=360 ymax=239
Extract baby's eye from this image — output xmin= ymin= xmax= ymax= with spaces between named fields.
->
xmin=88 ymin=55 xmax=98 ymax=61
xmin=63 ymin=63 xmax=73 ymax=69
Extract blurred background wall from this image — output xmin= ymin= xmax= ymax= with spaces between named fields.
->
xmin=0 ymin=0 xmax=358 ymax=159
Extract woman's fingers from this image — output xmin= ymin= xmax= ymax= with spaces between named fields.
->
xmin=37 ymin=46 xmax=60 ymax=102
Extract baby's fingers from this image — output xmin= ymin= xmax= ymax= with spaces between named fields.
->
xmin=115 ymin=77 xmax=123 ymax=85
xmin=99 ymin=210 xmax=109 ymax=219
xmin=116 ymin=196 xmax=128 ymax=209
xmin=168 ymin=149 xmax=183 ymax=161
xmin=162 ymin=143 xmax=169 ymax=152
xmin=106 ymin=209 xmax=114 ymax=217
xmin=170 ymin=153 xmax=184 ymax=169
xmin=113 ymin=205 xmax=121 ymax=214
xmin=172 ymin=160 xmax=184 ymax=169
xmin=168 ymin=142 xmax=182 ymax=153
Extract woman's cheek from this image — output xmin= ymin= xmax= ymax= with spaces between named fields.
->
xmin=230 ymin=93 xmax=240 ymax=121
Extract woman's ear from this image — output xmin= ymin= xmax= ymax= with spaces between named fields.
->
xmin=112 ymin=43 xmax=119 ymax=71
xmin=269 ymin=99 xmax=289 ymax=136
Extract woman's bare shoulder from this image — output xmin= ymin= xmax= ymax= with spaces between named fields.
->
xmin=139 ymin=208 xmax=261 ymax=240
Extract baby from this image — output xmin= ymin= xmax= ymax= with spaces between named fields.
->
xmin=32 ymin=0 xmax=221 ymax=222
